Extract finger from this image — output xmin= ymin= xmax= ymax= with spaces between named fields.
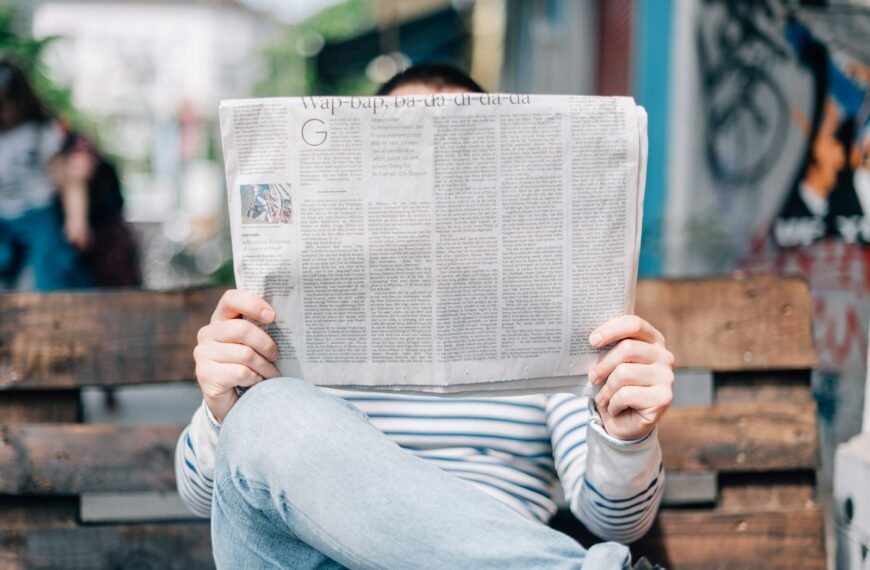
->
xmin=212 ymin=362 xmax=264 ymax=389
xmin=212 ymin=289 xmax=275 ymax=324
xmin=588 ymin=339 xmax=661 ymax=385
xmin=196 ymin=360 xmax=263 ymax=398
xmin=199 ymin=340 xmax=281 ymax=380
xmin=202 ymin=319 xmax=279 ymax=361
xmin=589 ymin=315 xmax=664 ymax=348
xmin=608 ymin=385 xmax=669 ymax=421
xmin=594 ymin=363 xmax=652 ymax=410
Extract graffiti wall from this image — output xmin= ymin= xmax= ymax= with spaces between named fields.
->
xmin=683 ymin=0 xmax=870 ymax=483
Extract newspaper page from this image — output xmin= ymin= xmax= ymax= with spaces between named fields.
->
xmin=219 ymin=94 xmax=647 ymax=396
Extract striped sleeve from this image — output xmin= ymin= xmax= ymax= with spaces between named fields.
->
xmin=545 ymin=393 xmax=664 ymax=543
xmin=175 ymin=401 xmax=220 ymax=518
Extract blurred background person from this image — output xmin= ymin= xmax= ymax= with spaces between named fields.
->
xmin=0 ymin=57 xmax=92 ymax=290
xmin=58 ymin=130 xmax=142 ymax=288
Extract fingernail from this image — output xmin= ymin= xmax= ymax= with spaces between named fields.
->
xmin=589 ymin=332 xmax=602 ymax=347
xmin=588 ymin=369 xmax=597 ymax=384
xmin=261 ymin=309 xmax=275 ymax=323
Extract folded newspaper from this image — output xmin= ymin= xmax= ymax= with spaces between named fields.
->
xmin=219 ymin=94 xmax=647 ymax=396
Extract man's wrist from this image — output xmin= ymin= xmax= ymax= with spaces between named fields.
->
xmin=588 ymin=398 xmax=657 ymax=449
xmin=591 ymin=420 xmax=657 ymax=449
xmin=203 ymin=401 xmax=223 ymax=431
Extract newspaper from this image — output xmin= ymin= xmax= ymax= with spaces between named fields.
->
xmin=219 ymin=94 xmax=647 ymax=396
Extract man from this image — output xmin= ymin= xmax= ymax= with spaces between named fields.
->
xmin=176 ymin=64 xmax=674 ymax=569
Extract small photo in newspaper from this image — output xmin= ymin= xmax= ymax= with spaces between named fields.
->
xmin=241 ymin=183 xmax=293 ymax=224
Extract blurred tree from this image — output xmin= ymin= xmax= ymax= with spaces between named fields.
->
xmin=304 ymin=0 xmax=373 ymax=42
xmin=254 ymin=0 xmax=376 ymax=99
xmin=211 ymin=257 xmax=236 ymax=287
xmin=0 ymin=8 xmax=82 ymax=128
xmin=303 ymin=0 xmax=377 ymax=94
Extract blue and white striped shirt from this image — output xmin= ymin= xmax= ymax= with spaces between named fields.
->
xmin=176 ymin=389 xmax=663 ymax=543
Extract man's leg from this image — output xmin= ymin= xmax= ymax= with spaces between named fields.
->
xmin=212 ymin=377 xmax=631 ymax=569
xmin=212 ymin=473 xmax=343 ymax=568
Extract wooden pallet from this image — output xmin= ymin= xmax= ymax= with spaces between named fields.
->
xmin=0 ymin=276 xmax=824 ymax=569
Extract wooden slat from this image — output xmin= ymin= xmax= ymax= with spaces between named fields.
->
xmin=0 ymin=497 xmax=79 ymax=570
xmin=1 ymin=276 xmax=816 ymax=389
xmin=0 ymin=388 xmax=81 ymax=556
xmin=636 ymin=276 xmax=816 ymax=371
xmin=658 ymin=400 xmax=818 ymax=473
xmin=551 ymin=506 xmax=827 ymax=570
xmin=0 ymin=497 xmax=78 ymax=530
xmin=0 ymin=391 xmax=80 ymax=423
xmin=632 ymin=507 xmax=826 ymax=569
xmin=0 ymin=425 xmax=181 ymax=494
xmin=718 ymin=472 xmax=816 ymax=512
xmin=1 ymin=523 xmax=213 ymax=570
xmin=0 ymin=288 xmax=224 ymax=390
xmin=3 ymin=509 xmax=826 ymax=570
xmin=0 ymin=399 xmax=817 ymax=494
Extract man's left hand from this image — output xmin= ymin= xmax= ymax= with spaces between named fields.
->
xmin=587 ymin=315 xmax=675 ymax=441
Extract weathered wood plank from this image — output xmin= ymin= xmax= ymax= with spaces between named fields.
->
xmin=0 ymin=288 xmax=224 ymax=390
xmin=0 ymin=384 xmax=81 ymax=570
xmin=552 ymin=507 xmax=826 ymax=570
xmin=1 ymin=523 xmax=213 ymax=570
xmin=0 ymin=391 xmax=80 ymax=423
xmin=0 ymin=497 xmax=78 ymax=530
xmin=1 ymin=276 xmax=815 ymax=389
xmin=0 ymin=425 xmax=181 ymax=494
xmin=635 ymin=276 xmax=816 ymax=371
xmin=0 ymin=497 xmax=80 ymax=570
xmin=659 ymin=401 xmax=818 ymax=473
xmin=3 ymin=509 xmax=825 ymax=570
xmin=718 ymin=472 xmax=816 ymax=512
xmin=633 ymin=507 xmax=826 ymax=569
xmin=0 ymin=400 xmax=817 ymax=494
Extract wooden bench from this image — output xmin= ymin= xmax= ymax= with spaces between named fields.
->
xmin=0 ymin=275 xmax=825 ymax=569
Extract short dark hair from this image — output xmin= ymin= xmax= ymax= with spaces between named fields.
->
xmin=0 ymin=58 xmax=50 ymax=124
xmin=376 ymin=63 xmax=485 ymax=96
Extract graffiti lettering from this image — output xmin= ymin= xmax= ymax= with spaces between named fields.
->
xmin=697 ymin=0 xmax=792 ymax=186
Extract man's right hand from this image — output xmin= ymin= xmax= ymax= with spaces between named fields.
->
xmin=194 ymin=289 xmax=281 ymax=422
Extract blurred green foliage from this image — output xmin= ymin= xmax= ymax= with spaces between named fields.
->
xmin=0 ymin=8 xmax=82 ymax=128
xmin=254 ymin=0 xmax=376 ymax=99
xmin=304 ymin=0 xmax=374 ymax=42
xmin=212 ymin=258 xmax=236 ymax=287
xmin=302 ymin=0 xmax=377 ymax=95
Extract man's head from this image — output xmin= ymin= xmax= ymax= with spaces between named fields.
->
xmin=377 ymin=63 xmax=484 ymax=97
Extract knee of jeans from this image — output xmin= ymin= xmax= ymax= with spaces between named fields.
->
xmin=216 ymin=378 xmax=336 ymax=479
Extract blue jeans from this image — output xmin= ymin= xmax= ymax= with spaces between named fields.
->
xmin=212 ymin=378 xmax=633 ymax=569
xmin=0 ymin=205 xmax=92 ymax=291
